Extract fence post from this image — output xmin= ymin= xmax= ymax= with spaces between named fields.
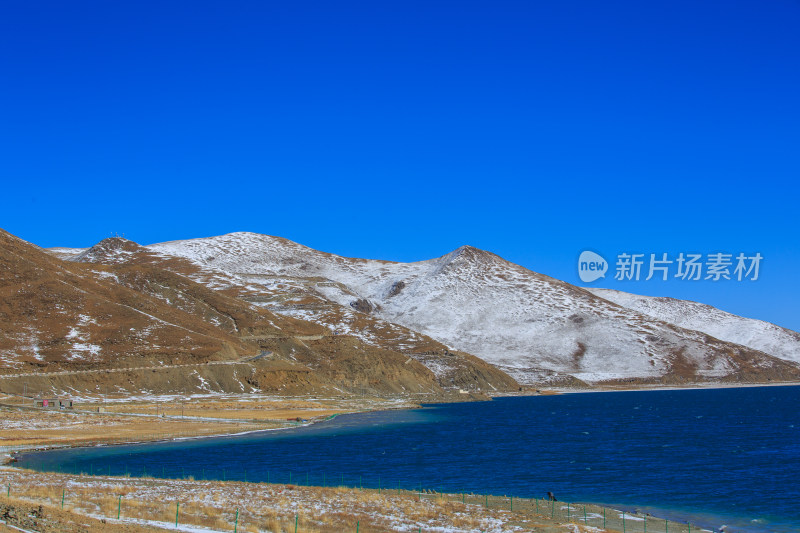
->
xmin=583 ymin=504 xmax=587 ymax=524
xmin=6 ymin=484 xmax=9 ymax=497
xmin=294 ymin=514 xmax=298 ymax=533
xmin=175 ymin=502 xmax=180 ymax=527
xmin=356 ymin=520 xmax=359 ymax=532
xmin=117 ymin=495 xmax=121 ymax=519
xmin=623 ymin=511 xmax=626 ymax=533
xmin=234 ymin=508 xmax=239 ymax=533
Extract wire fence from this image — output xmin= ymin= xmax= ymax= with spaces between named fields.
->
xmin=0 ymin=467 xmax=711 ymax=533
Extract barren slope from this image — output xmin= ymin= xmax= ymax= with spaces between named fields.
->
xmin=0 ymin=229 xmax=259 ymax=372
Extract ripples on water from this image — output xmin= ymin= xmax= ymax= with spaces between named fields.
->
xmin=19 ymin=386 xmax=800 ymax=532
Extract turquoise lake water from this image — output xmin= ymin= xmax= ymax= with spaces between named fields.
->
xmin=16 ymin=386 xmax=800 ymax=532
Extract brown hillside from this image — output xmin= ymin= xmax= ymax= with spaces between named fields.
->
xmin=0 ymin=229 xmax=261 ymax=373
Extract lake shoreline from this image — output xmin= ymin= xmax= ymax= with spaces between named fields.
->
xmin=495 ymin=379 xmax=800 ymax=397
xmin=0 ymin=396 xmax=425 ymax=465
xmin=7 ymin=380 xmax=800 ymax=463
xmin=9 ymin=383 xmax=800 ymax=531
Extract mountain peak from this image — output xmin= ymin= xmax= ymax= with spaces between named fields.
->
xmin=454 ymin=244 xmax=480 ymax=253
xmin=443 ymin=245 xmax=503 ymax=265
xmin=74 ymin=237 xmax=145 ymax=264
xmin=448 ymin=244 xmax=486 ymax=257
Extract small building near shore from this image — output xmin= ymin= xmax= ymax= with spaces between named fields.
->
xmin=35 ymin=398 xmax=73 ymax=409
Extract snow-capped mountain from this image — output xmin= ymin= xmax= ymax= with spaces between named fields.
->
xmin=144 ymin=232 xmax=800 ymax=386
xmin=587 ymin=288 xmax=800 ymax=364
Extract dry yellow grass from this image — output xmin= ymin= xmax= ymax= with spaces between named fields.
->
xmin=0 ymin=407 xmax=278 ymax=447
xmin=0 ymin=395 xmax=401 ymax=448
xmin=0 ymin=467 xmax=697 ymax=533
xmin=95 ymin=397 xmax=350 ymax=420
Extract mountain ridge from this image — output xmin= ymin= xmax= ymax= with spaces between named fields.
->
xmin=3 ymin=229 xmax=520 ymax=397
xmin=134 ymin=232 xmax=800 ymax=386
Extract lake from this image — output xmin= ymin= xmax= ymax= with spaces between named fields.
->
xmin=16 ymin=386 xmax=800 ymax=532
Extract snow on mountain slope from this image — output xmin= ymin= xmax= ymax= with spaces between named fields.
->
xmin=148 ymin=233 xmax=800 ymax=385
xmin=148 ymin=234 xmax=442 ymax=348
xmin=587 ymin=288 xmax=800 ymax=364
xmin=45 ymin=247 xmax=87 ymax=260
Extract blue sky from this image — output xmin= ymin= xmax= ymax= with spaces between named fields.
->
xmin=1 ymin=1 xmax=798 ymax=330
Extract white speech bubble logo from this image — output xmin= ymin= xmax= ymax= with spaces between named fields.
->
xmin=578 ymin=251 xmax=608 ymax=283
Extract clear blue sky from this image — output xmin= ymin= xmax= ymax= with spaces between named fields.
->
xmin=2 ymin=1 xmax=798 ymax=330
